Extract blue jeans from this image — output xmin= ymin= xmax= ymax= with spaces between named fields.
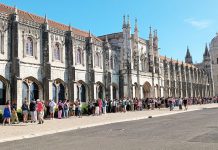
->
xmin=63 ymin=109 xmax=69 ymax=118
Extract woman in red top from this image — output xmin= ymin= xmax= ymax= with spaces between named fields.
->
xmin=37 ymin=99 xmax=44 ymax=124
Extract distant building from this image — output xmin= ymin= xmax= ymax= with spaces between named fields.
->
xmin=209 ymin=33 xmax=218 ymax=96
xmin=0 ymin=3 xmax=213 ymax=108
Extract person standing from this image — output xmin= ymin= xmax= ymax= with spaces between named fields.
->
xmin=3 ymin=101 xmax=11 ymax=125
xmin=21 ymin=100 xmax=29 ymax=123
xmin=183 ymin=98 xmax=188 ymax=111
xmin=77 ymin=100 xmax=82 ymax=118
xmin=64 ymin=100 xmax=70 ymax=118
xmin=178 ymin=97 xmax=183 ymax=110
xmin=49 ymin=99 xmax=56 ymax=120
xmin=36 ymin=99 xmax=44 ymax=124
xmin=58 ymin=101 xmax=63 ymax=119
xmin=29 ymin=100 xmax=37 ymax=123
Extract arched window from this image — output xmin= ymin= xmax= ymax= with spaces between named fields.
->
xmin=30 ymin=82 xmax=39 ymax=101
xmin=95 ymin=52 xmax=101 ymax=67
xmin=22 ymin=82 xmax=28 ymax=103
xmin=26 ymin=37 xmax=33 ymax=56
xmin=54 ymin=43 xmax=61 ymax=60
xmin=77 ymin=48 xmax=82 ymax=64
xmin=0 ymin=80 xmax=6 ymax=105
xmin=52 ymin=84 xmax=57 ymax=102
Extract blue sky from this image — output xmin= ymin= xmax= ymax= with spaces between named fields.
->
xmin=1 ymin=0 xmax=218 ymax=63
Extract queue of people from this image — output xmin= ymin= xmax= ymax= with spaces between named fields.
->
xmin=1 ymin=96 xmax=218 ymax=126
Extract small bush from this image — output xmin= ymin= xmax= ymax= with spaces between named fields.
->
xmin=81 ymin=103 xmax=88 ymax=115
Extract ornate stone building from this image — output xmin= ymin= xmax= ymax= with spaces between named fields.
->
xmin=0 ymin=4 xmax=214 ymax=108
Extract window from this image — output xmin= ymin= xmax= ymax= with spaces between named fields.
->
xmin=26 ymin=37 xmax=33 ymax=56
xmin=217 ymin=75 xmax=218 ymax=82
xmin=95 ymin=52 xmax=101 ymax=67
xmin=54 ymin=43 xmax=61 ymax=60
xmin=22 ymin=82 xmax=28 ymax=103
xmin=52 ymin=84 xmax=57 ymax=102
xmin=77 ymin=48 xmax=82 ymax=64
xmin=217 ymin=58 xmax=218 ymax=64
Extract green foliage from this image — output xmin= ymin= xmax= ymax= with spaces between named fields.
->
xmin=17 ymin=109 xmax=23 ymax=121
xmin=81 ymin=103 xmax=88 ymax=115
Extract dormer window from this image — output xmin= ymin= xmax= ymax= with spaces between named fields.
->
xmin=26 ymin=37 xmax=33 ymax=56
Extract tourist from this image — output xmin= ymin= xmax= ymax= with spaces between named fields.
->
xmin=29 ymin=100 xmax=37 ymax=123
xmin=3 ymin=100 xmax=11 ymax=126
xmin=64 ymin=100 xmax=70 ymax=118
xmin=49 ymin=99 xmax=56 ymax=120
xmin=21 ymin=100 xmax=29 ymax=123
xmin=72 ymin=101 xmax=76 ymax=116
xmin=178 ymin=97 xmax=183 ymax=110
xmin=11 ymin=108 xmax=19 ymax=124
xmin=77 ymin=100 xmax=82 ymax=118
xmin=183 ymin=98 xmax=188 ymax=110
xmin=58 ymin=100 xmax=63 ymax=119
xmin=102 ymin=99 xmax=107 ymax=114
xmin=36 ymin=99 xmax=44 ymax=124
xmin=98 ymin=98 xmax=102 ymax=115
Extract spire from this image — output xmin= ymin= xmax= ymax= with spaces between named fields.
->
xmin=134 ymin=18 xmax=138 ymax=32
xmin=186 ymin=46 xmax=191 ymax=57
xmin=44 ymin=14 xmax=48 ymax=24
xmin=14 ymin=5 xmax=18 ymax=14
xmin=127 ymin=15 xmax=130 ymax=28
xmin=149 ymin=26 xmax=152 ymax=38
xmin=204 ymin=43 xmax=210 ymax=57
xmin=88 ymin=30 xmax=93 ymax=43
xmin=185 ymin=46 xmax=193 ymax=64
xmin=122 ymin=15 xmax=126 ymax=29
xmin=68 ymin=23 xmax=71 ymax=31
xmin=105 ymin=35 xmax=108 ymax=43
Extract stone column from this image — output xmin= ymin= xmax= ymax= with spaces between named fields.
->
xmin=110 ymin=85 xmax=113 ymax=100
xmin=94 ymin=84 xmax=97 ymax=100
xmin=48 ymin=80 xmax=53 ymax=101
xmin=74 ymin=82 xmax=78 ymax=101
xmin=132 ymin=85 xmax=135 ymax=98
xmin=140 ymin=86 xmax=143 ymax=99
xmin=16 ymin=79 xmax=23 ymax=108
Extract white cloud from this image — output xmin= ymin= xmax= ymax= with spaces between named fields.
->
xmin=184 ymin=18 xmax=212 ymax=30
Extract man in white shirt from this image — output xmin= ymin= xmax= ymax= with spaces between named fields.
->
xmin=49 ymin=99 xmax=56 ymax=120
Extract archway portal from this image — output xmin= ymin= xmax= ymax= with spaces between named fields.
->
xmin=143 ymin=82 xmax=151 ymax=98
xmin=30 ymin=82 xmax=39 ymax=101
xmin=58 ymin=83 xmax=65 ymax=101
xmin=77 ymin=83 xmax=86 ymax=102
xmin=0 ymin=80 xmax=6 ymax=105
xmin=97 ymin=84 xmax=103 ymax=99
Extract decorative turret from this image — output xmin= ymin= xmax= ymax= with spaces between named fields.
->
xmin=122 ymin=15 xmax=126 ymax=29
xmin=13 ymin=6 xmax=19 ymax=22
xmin=153 ymin=29 xmax=158 ymax=51
xmin=133 ymin=18 xmax=139 ymax=44
xmin=44 ymin=14 xmax=49 ymax=31
xmin=126 ymin=15 xmax=130 ymax=29
xmin=104 ymin=35 xmax=110 ymax=49
xmin=203 ymin=43 xmax=210 ymax=61
xmin=185 ymin=46 xmax=193 ymax=64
